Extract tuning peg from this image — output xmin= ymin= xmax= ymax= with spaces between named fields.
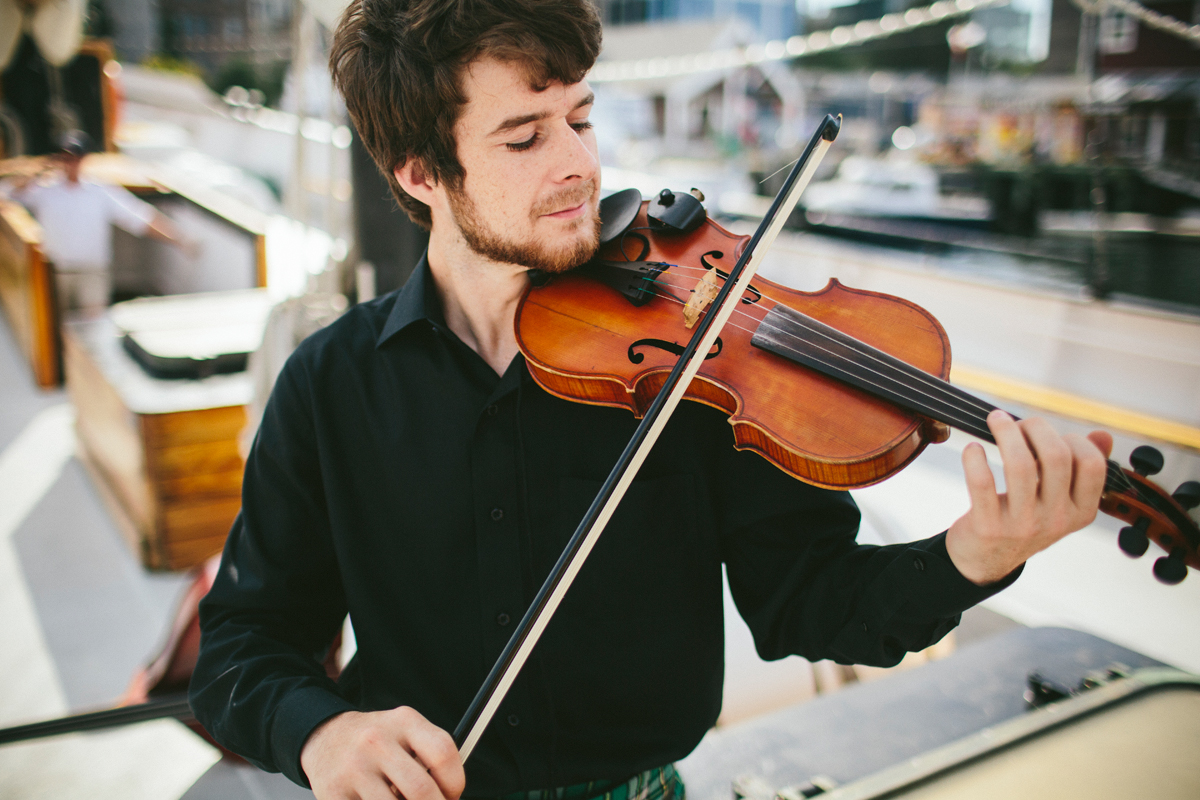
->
xmin=1152 ymin=547 xmax=1188 ymax=586
xmin=1129 ymin=445 xmax=1164 ymax=477
xmin=1118 ymin=517 xmax=1150 ymax=558
xmin=1172 ymin=481 xmax=1200 ymax=511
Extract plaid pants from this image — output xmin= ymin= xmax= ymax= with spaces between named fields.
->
xmin=500 ymin=763 xmax=684 ymax=800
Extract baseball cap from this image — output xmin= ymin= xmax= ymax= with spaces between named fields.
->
xmin=57 ymin=131 xmax=92 ymax=158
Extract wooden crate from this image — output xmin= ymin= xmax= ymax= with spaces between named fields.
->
xmin=63 ymin=318 xmax=252 ymax=570
xmin=0 ymin=199 xmax=58 ymax=387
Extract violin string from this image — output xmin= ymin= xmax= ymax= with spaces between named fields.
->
xmin=641 ymin=269 xmax=1008 ymax=423
xmin=672 ymin=281 xmax=1137 ymax=494
xmin=713 ymin=296 xmax=1137 ymax=494
xmin=623 ymin=267 xmax=1136 ymax=495
xmin=633 ymin=278 xmax=996 ymax=439
xmin=637 ymin=273 xmax=999 ymax=432
xmin=607 ymin=232 xmax=1141 ymax=496
xmin=759 ymin=156 xmax=804 ymax=186
xmin=636 ymin=275 xmax=1139 ymax=494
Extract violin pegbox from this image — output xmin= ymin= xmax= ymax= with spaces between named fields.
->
xmin=1100 ymin=445 xmax=1200 ymax=585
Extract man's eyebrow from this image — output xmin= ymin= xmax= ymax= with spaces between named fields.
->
xmin=489 ymin=92 xmax=595 ymax=137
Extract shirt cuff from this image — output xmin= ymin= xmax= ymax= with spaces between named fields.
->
xmin=270 ymin=684 xmax=357 ymax=788
xmin=902 ymin=531 xmax=1023 ymax=618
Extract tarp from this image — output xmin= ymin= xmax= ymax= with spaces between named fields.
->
xmin=0 ymin=0 xmax=86 ymax=69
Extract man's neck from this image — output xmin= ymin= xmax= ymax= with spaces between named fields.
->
xmin=426 ymin=233 xmax=527 ymax=377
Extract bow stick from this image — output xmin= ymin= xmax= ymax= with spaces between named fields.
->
xmin=454 ymin=114 xmax=843 ymax=762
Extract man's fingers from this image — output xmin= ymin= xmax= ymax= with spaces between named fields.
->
xmin=961 ymin=441 xmax=1000 ymax=522
xmin=300 ymin=707 xmax=464 ymax=800
xmin=988 ymin=410 xmax=1037 ymax=511
xmin=391 ymin=707 xmax=465 ymax=800
xmin=380 ymin=748 xmax=446 ymax=800
xmin=404 ymin=722 xmax=465 ymax=799
xmin=1087 ymin=430 xmax=1114 ymax=459
xmin=1022 ymin=417 xmax=1073 ymax=505
xmin=1066 ymin=433 xmax=1109 ymax=513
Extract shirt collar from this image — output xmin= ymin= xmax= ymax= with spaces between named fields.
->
xmin=376 ymin=253 xmax=443 ymax=347
xmin=374 ymin=254 xmax=532 ymax=391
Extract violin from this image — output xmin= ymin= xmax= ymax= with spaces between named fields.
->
xmin=518 ymin=189 xmax=1200 ymax=583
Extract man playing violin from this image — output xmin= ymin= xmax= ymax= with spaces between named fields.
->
xmin=189 ymin=1 xmax=1112 ymax=798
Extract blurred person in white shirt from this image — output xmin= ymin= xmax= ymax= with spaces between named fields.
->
xmin=11 ymin=131 xmax=188 ymax=317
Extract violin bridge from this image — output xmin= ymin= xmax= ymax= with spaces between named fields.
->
xmin=683 ymin=270 xmax=722 ymax=329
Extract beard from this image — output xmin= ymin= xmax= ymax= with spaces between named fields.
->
xmin=447 ymin=179 xmax=600 ymax=273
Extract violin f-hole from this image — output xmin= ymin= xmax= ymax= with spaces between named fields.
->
xmin=699 ymin=250 xmax=725 ymax=270
xmin=628 ymin=337 xmax=723 ymax=364
xmin=700 ymin=251 xmax=761 ymax=305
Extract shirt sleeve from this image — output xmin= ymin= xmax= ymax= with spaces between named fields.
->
xmin=718 ymin=444 xmax=1019 ymax=668
xmin=101 ymin=184 xmax=156 ymax=236
xmin=189 ymin=348 xmax=354 ymax=787
xmin=9 ymin=181 xmax=41 ymax=210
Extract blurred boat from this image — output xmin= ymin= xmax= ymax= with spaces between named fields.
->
xmin=800 ymin=155 xmax=991 ymax=228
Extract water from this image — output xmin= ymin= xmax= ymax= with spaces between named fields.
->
xmin=1086 ymin=235 xmax=1200 ymax=312
xmin=804 ymin=225 xmax=1200 ymax=316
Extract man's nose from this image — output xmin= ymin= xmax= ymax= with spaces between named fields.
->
xmin=551 ymin=122 xmax=598 ymax=183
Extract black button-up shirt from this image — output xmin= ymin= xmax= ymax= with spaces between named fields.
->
xmin=190 ymin=257 xmax=1015 ymax=795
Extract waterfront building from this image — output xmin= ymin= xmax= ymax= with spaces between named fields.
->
xmin=598 ymin=0 xmax=800 ymax=39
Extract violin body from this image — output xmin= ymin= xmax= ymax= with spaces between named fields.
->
xmin=518 ymin=204 xmax=951 ymax=489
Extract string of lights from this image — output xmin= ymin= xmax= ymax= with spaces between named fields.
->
xmin=1074 ymin=0 xmax=1200 ymax=46
xmin=588 ymin=0 xmax=1009 ymax=83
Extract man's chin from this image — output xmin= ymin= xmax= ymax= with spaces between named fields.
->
xmin=526 ymin=215 xmax=600 ymax=273
xmin=453 ymin=194 xmax=600 ymax=272
xmin=536 ymin=237 xmax=599 ymax=274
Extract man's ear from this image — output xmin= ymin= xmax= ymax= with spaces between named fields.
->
xmin=394 ymin=159 xmax=438 ymax=206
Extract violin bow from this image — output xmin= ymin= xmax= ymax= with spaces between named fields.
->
xmin=453 ymin=114 xmax=843 ymax=762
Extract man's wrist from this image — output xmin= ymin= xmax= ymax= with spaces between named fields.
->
xmin=270 ymin=685 xmax=357 ymax=788
xmin=300 ymin=710 xmax=354 ymax=783
xmin=945 ymin=517 xmax=1021 ymax=586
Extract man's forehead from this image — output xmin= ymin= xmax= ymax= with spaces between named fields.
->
xmin=459 ymin=58 xmax=591 ymax=134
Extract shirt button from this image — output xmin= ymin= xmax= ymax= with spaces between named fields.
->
xmin=486 ymin=404 xmax=499 ymax=417
xmin=507 ymin=714 xmax=520 ymax=727
xmin=490 ymin=507 xmax=504 ymax=521
xmin=913 ymin=556 xmax=925 ymax=572
xmin=496 ymin=612 xmax=510 ymax=626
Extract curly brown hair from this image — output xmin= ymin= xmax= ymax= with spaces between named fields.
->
xmin=330 ymin=0 xmax=603 ymax=230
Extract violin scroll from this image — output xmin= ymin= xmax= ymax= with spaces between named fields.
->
xmin=1101 ymin=445 xmax=1199 ymax=585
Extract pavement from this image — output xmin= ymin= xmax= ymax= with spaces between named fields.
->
xmin=0 ymin=315 xmax=305 ymax=798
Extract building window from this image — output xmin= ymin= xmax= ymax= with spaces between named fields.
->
xmin=1097 ymin=10 xmax=1138 ymax=55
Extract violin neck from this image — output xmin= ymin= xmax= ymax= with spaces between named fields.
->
xmin=752 ymin=303 xmax=999 ymax=437
xmin=749 ymin=303 xmax=1128 ymax=495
